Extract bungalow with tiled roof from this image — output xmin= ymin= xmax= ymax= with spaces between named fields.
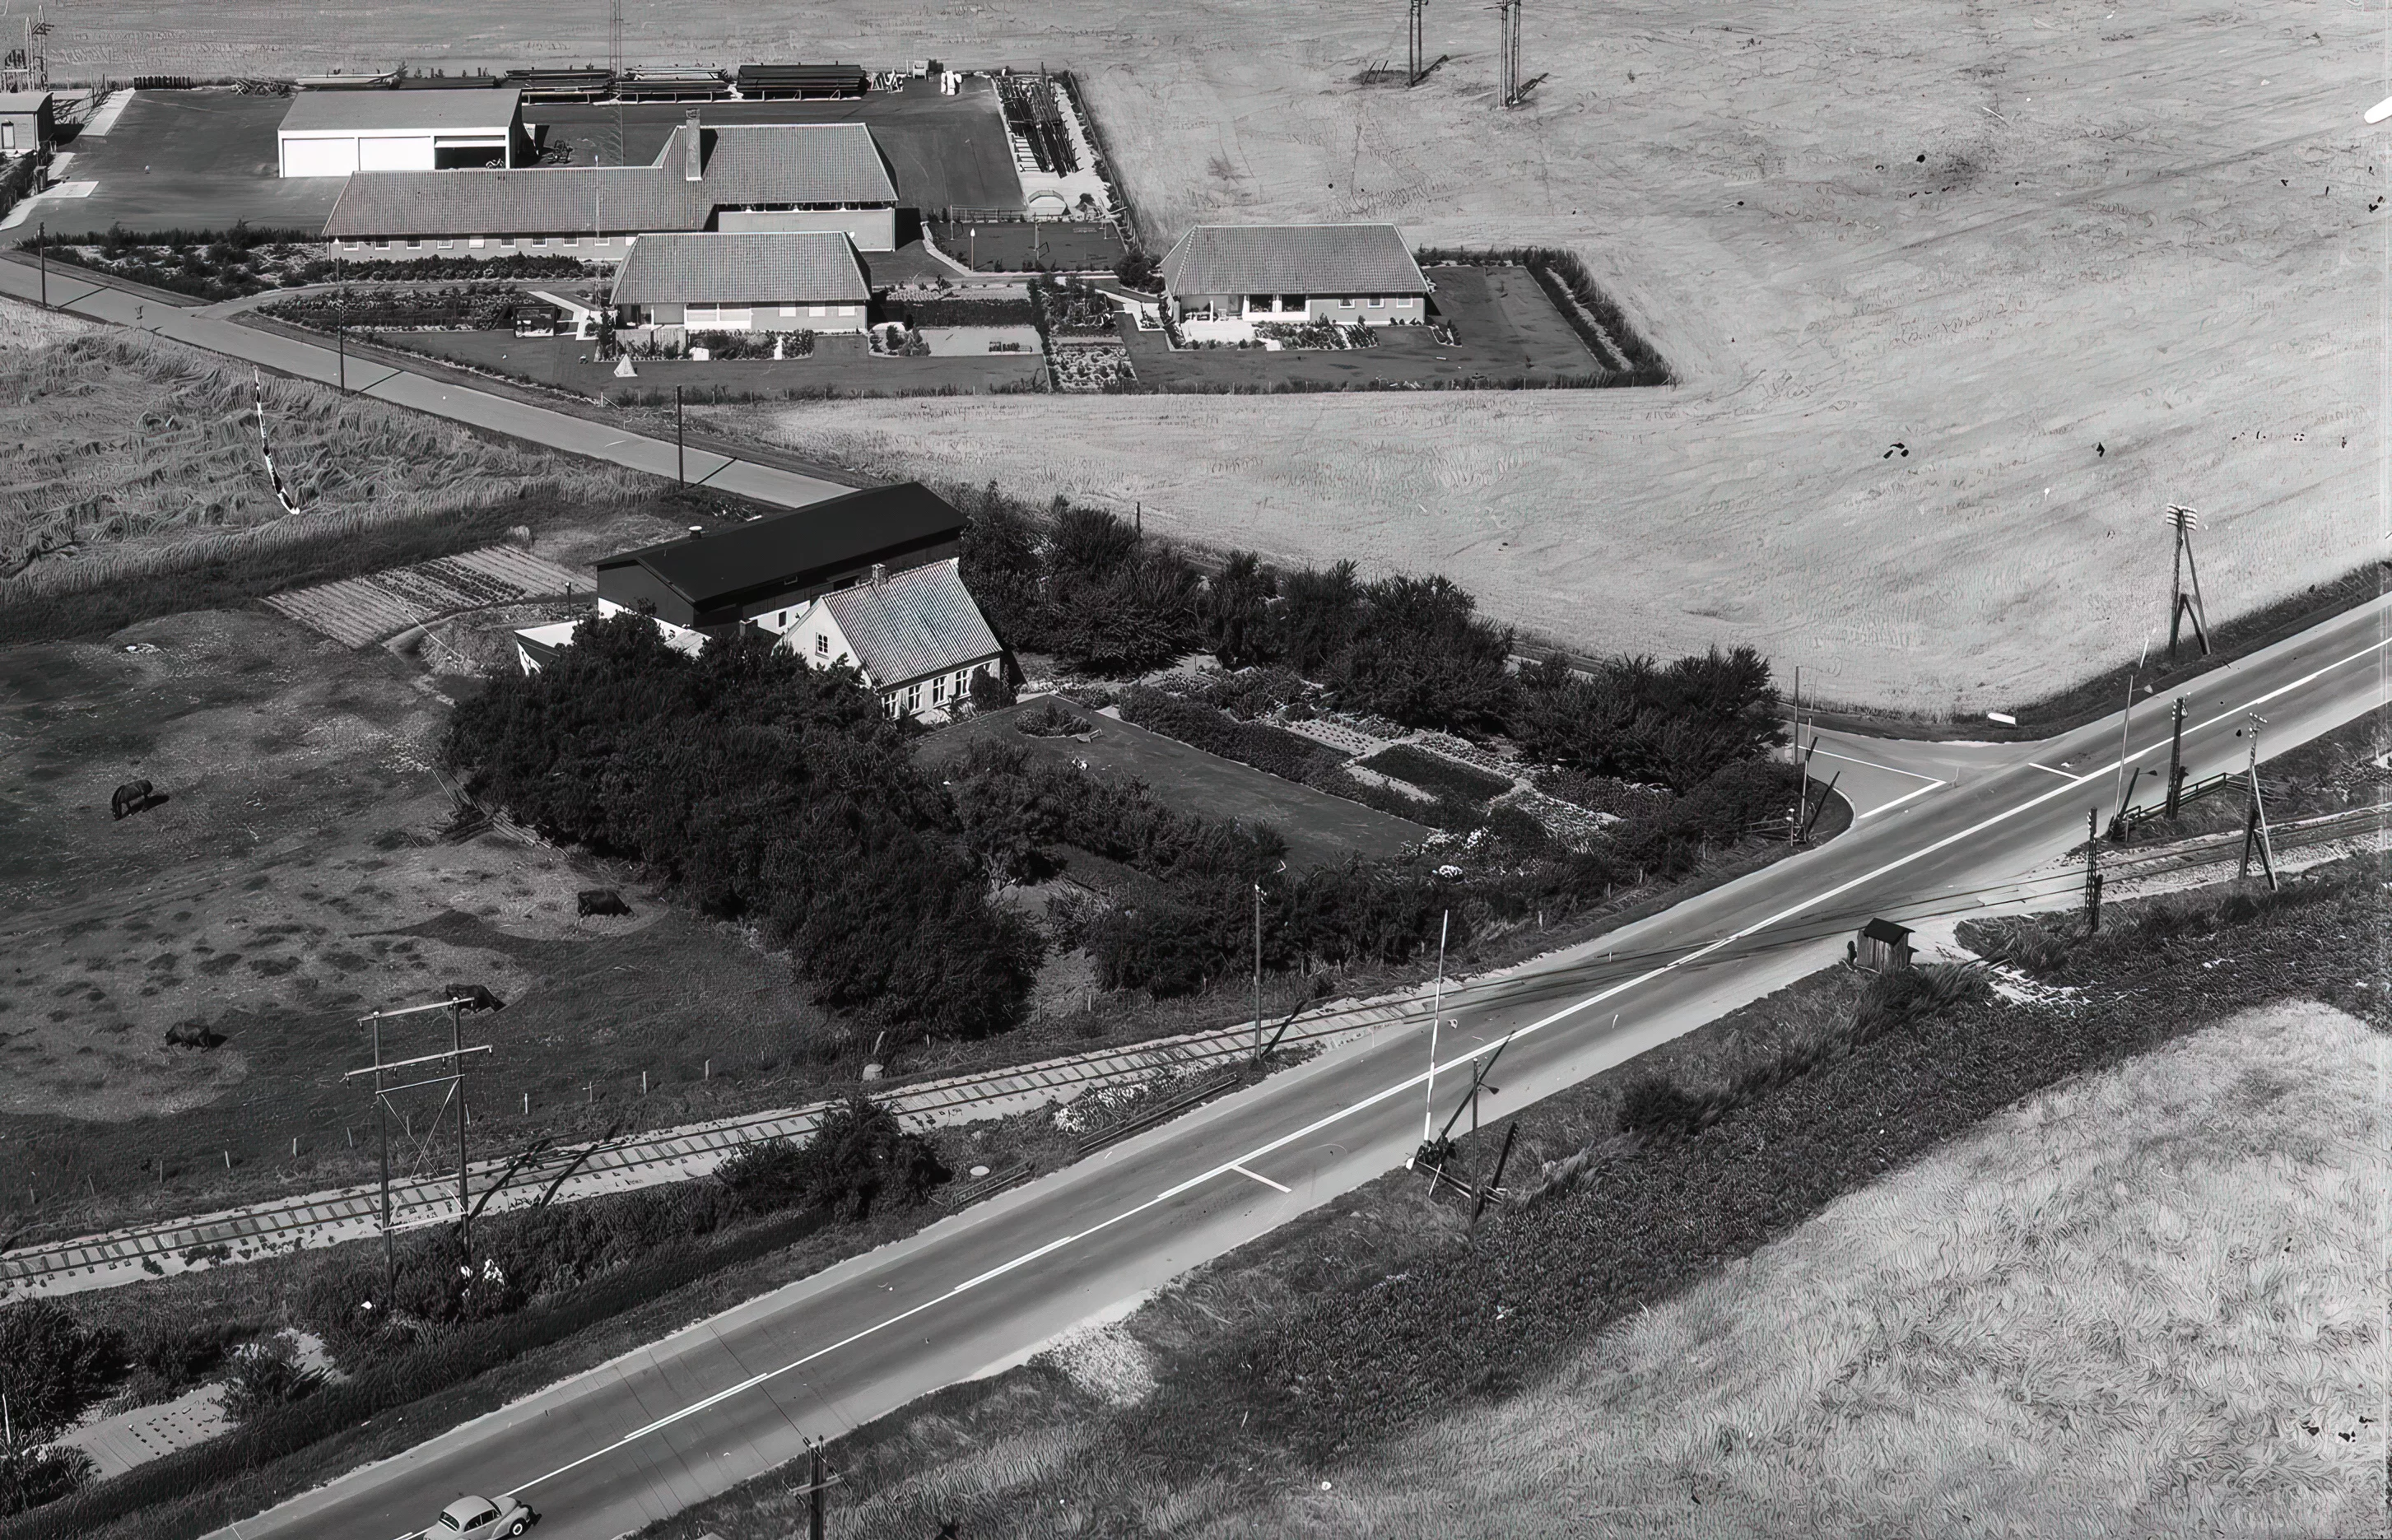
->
xmin=1157 ymin=222 xmax=1430 ymax=328
xmin=610 ymin=230 xmax=869 ymax=336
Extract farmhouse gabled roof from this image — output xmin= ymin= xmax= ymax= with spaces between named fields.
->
xmin=1157 ymin=222 xmax=1427 ymax=297
xmin=0 ymin=91 xmax=54 ymax=113
xmin=817 ymin=561 xmax=1002 ymax=686
xmin=697 ymin=123 xmax=896 ymax=206
xmin=322 ymin=122 xmax=896 ymax=239
xmin=610 ymin=231 xmax=868 ymax=305
xmin=280 ymin=86 xmax=523 ymax=135
xmin=599 ymin=482 xmax=967 ymax=612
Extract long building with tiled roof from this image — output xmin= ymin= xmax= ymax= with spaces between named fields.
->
xmin=320 ymin=114 xmax=900 ymax=256
xmin=1158 ymin=222 xmax=1429 ymax=327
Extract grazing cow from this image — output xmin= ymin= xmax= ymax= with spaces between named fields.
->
xmin=164 ymin=1021 xmax=223 ymax=1049
xmin=577 ymin=888 xmax=631 ymax=918
xmin=449 ymin=984 xmax=505 ymax=1012
xmin=111 ymin=779 xmax=156 ymax=820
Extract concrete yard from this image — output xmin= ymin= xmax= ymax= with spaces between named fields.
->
xmin=32 ymin=90 xmax=341 ymax=236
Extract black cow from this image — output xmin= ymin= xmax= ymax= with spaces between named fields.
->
xmin=111 ymin=779 xmax=156 ymax=820
xmin=448 ymin=984 xmax=505 ymax=1012
xmin=577 ymin=888 xmax=631 ymax=918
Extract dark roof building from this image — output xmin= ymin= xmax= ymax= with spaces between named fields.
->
xmin=595 ymin=482 xmax=968 ymax=631
xmin=1159 ymin=222 xmax=1430 ymax=325
xmin=321 ymin=118 xmax=900 ymax=249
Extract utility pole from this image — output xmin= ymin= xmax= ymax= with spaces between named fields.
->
xmin=1250 ymin=881 xmax=1263 ymax=1060
xmin=809 ymin=1438 xmax=825 ymax=1540
xmin=1415 ymin=910 xmax=1450 ymax=1161
xmin=1496 ymin=0 xmax=1523 ymax=105
xmin=1788 ymin=664 xmax=1803 ymax=844
xmin=2164 ymin=505 xmax=2211 ymax=661
xmin=2238 ymin=711 xmax=2278 ymax=889
xmin=346 ymin=996 xmax=493 ymax=1296
xmin=35 ymin=220 xmax=45 ymax=308
xmin=336 ymin=254 xmax=347 ymax=395
xmin=675 ymin=384 xmax=685 ymax=485
xmin=1408 ymin=0 xmax=1428 ymax=84
xmin=2083 ymin=808 xmax=2101 ymax=935
xmin=2106 ymin=664 xmax=2140 ymax=839
xmin=2163 ymin=695 xmax=2187 ymax=819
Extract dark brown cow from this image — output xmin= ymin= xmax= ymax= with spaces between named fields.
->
xmin=577 ymin=888 xmax=631 ymax=918
xmin=111 ymin=780 xmax=157 ymax=820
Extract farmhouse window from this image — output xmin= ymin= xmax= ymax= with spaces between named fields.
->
xmin=500 ymin=236 xmax=516 ymax=247
xmin=809 ymin=305 xmax=826 ymax=317
xmin=815 ymin=633 xmax=828 ymax=656
xmin=1 ymin=123 xmax=13 ymax=151
xmin=780 ymin=305 xmax=798 ymax=316
xmin=1338 ymin=297 xmax=1356 ymax=309
xmin=469 ymin=237 xmax=485 ymax=249
xmin=932 ymin=675 xmax=947 ymax=705
xmin=532 ymin=236 xmax=547 ymax=247
xmin=407 ymin=239 xmax=422 ymax=249
xmin=839 ymin=305 xmax=856 ymax=316
xmin=905 ymin=682 xmax=923 ymax=714
xmin=884 ymin=692 xmax=900 ymax=719
xmin=439 ymin=240 xmax=455 ymax=249
xmin=1368 ymin=297 xmax=1384 ymax=309
xmin=561 ymin=237 xmax=578 ymax=247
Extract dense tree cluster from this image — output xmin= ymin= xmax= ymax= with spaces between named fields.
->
xmin=1510 ymin=647 xmax=1781 ymax=793
xmin=444 ymin=614 xmax=1043 ymax=1045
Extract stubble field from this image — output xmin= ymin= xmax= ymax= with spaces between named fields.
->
xmin=54 ymin=1 xmax=2386 ymax=710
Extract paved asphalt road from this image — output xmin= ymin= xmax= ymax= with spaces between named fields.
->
xmin=206 ymin=593 xmax=2389 ymax=1540
xmin=0 ymin=258 xmax=854 ymax=511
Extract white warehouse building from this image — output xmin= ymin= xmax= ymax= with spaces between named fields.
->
xmin=277 ymin=87 xmax=531 ymax=178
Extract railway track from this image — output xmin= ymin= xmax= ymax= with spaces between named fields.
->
xmin=0 ymin=990 xmax=1419 ymax=1298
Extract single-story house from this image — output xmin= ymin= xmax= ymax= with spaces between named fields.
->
xmin=319 ymin=114 xmax=900 ymax=259
xmin=278 ymin=86 xmax=530 ymax=177
xmin=1158 ymin=222 xmax=1430 ymax=326
xmin=593 ymin=482 xmax=966 ymax=635
xmin=771 ymin=558 xmax=1004 ymax=722
xmin=610 ymin=230 xmax=868 ymax=334
xmin=0 ymin=91 xmax=54 ymax=157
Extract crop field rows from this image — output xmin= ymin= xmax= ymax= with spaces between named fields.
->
xmin=260 ymin=547 xmax=589 ymax=648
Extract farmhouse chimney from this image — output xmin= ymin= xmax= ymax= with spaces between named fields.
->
xmin=683 ymin=109 xmax=703 ymax=182
xmin=869 ymin=562 xmax=887 ymax=588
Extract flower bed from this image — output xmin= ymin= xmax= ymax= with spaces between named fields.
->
xmin=1354 ymin=743 xmax=1515 ymax=805
xmin=258 ymin=284 xmax=584 ymax=333
xmin=1252 ymin=319 xmax=1375 ymax=349
xmin=1048 ymin=344 xmax=1136 ymax=392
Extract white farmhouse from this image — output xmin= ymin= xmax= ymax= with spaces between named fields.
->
xmin=770 ymin=559 xmax=1005 ymax=722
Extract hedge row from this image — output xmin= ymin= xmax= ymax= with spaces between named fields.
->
xmin=1354 ymin=743 xmax=1514 ymax=806
xmin=1116 ymin=686 xmax=1346 ymax=784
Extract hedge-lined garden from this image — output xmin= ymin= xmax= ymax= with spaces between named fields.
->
xmin=22 ymin=225 xmax=594 ymax=302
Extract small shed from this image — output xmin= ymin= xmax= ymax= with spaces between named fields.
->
xmin=0 ymin=91 xmax=54 ymax=157
xmin=1855 ymin=918 xmax=1914 ymax=974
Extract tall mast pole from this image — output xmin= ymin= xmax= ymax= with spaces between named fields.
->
xmin=1422 ymin=910 xmax=1449 ymax=1144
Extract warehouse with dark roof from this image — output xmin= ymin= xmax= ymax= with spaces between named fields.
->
xmin=593 ymin=482 xmax=968 ymax=632
xmin=610 ymin=231 xmax=870 ymax=334
xmin=321 ymin=114 xmax=900 ymax=255
xmin=1159 ymin=222 xmax=1429 ymax=326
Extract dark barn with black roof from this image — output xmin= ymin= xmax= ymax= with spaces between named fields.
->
xmin=594 ymin=482 xmax=968 ymax=634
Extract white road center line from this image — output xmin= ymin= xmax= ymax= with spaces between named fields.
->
xmin=2027 ymin=762 xmax=2075 ymax=777
xmin=1808 ymin=747 xmax=1943 ymax=783
xmin=1231 ymin=1164 xmax=1291 ymax=1193
xmin=1854 ymin=779 xmax=1948 ymax=819
xmin=500 ymin=630 xmax=2392 ymax=1505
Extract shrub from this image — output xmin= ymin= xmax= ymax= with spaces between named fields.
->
xmin=1355 ymin=744 xmax=1514 ymax=805
xmin=1013 ymin=699 xmax=1091 ymax=737
xmin=1533 ymin=766 xmax=1673 ymax=821
xmin=1329 ymin=575 xmax=1515 ymax=732
xmin=723 ymin=1096 xmax=951 ymax=1221
xmin=445 ymin=615 xmax=1042 ymax=1046
xmin=219 ymin=1338 xmax=325 ymax=1424
xmin=1510 ymin=647 xmax=1782 ymax=793
xmin=1117 ymin=688 xmax=1343 ymax=784
xmin=0 ymin=1300 xmax=123 ymax=1440
xmin=1205 ymin=552 xmax=1278 ymax=671
xmin=118 ymin=1320 xmax=251 ymax=1407
xmin=0 ymin=1445 xmax=94 ymax=1519
xmin=968 ymin=668 xmax=1017 ymax=712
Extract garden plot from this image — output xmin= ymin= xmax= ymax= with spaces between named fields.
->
xmin=260 ymin=544 xmax=589 ymax=648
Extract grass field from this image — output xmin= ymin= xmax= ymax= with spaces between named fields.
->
xmin=1208 ymin=1000 xmax=2388 ymax=1538
xmin=46 ymin=7 xmax=2380 ymax=709
xmin=0 ymin=299 xmax=640 ymax=586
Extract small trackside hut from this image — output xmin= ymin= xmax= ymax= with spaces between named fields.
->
xmin=1854 ymin=918 xmax=1914 ymax=974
